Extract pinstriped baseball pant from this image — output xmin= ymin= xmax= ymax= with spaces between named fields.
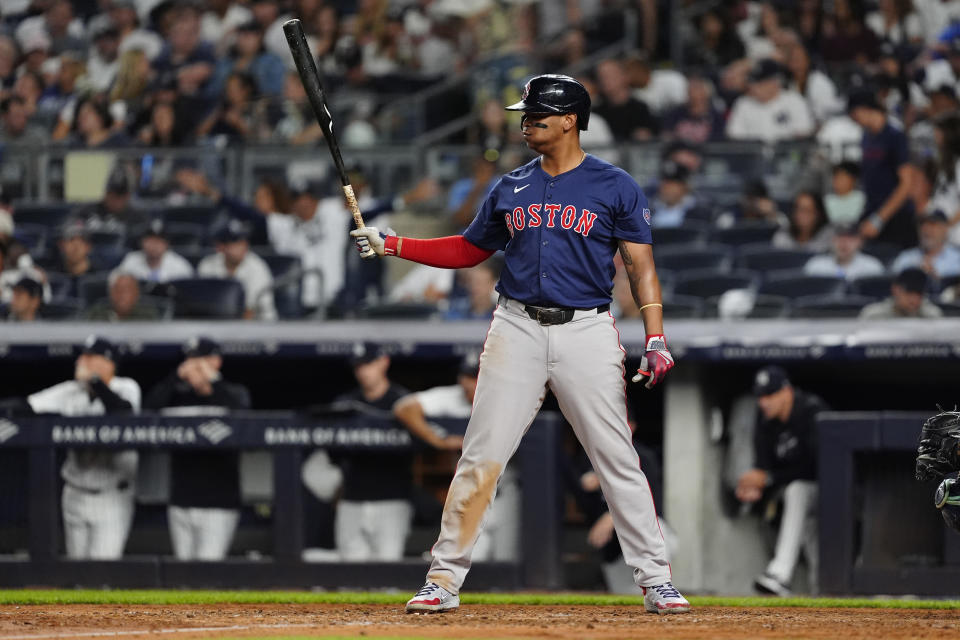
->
xmin=425 ymin=297 xmax=671 ymax=593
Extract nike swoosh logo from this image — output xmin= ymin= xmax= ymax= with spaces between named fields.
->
xmin=514 ymin=184 xmax=530 ymax=193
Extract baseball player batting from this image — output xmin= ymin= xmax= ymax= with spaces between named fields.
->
xmin=352 ymin=74 xmax=689 ymax=615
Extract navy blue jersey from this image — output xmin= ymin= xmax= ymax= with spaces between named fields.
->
xmin=860 ymin=121 xmax=917 ymax=247
xmin=861 ymin=121 xmax=910 ymax=214
xmin=463 ymin=154 xmax=652 ymax=308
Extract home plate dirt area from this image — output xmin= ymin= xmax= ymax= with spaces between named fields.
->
xmin=1 ymin=604 xmax=960 ymax=640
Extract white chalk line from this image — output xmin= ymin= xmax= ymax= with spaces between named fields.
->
xmin=0 ymin=622 xmax=323 ymax=640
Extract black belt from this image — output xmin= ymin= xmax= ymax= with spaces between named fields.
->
xmin=502 ymin=296 xmax=609 ymax=326
xmin=66 ymin=481 xmax=130 ymax=495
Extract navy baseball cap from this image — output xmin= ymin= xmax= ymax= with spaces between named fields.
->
xmin=142 ymin=218 xmax=167 ymax=239
xmin=349 ymin=341 xmax=386 ymax=365
xmin=660 ymin=160 xmax=690 ymax=183
xmin=753 ymin=365 xmax=789 ymax=396
xmin=894 ymin=267 xmax=928 ymax=294
xmin=13 ymin=276 xmax=42 ymax=298
xmin=215 ymin=219 xmax=251 ymax=243
xmin=847 ymin=90 xmax=883 ymax=114
xmin=81 ymin=335 xmax=117 ymax=361
xmin=58 ymin=218 xmax=89 ymax=240
xmin=748 ymin=59 xmax=781 ymax=83
xmin=289 ymin=177 xmax=325 ymax=199
xmin=921 ymin=209 xmax=949 ymax=224
xmin=183 ymin=336 xmax=221 ymax=358
xmin=106 ymin=168 xmax=131 ymax=194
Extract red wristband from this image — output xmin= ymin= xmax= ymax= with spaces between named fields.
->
xmin=384 ymin=235 xmax=399 ymax=256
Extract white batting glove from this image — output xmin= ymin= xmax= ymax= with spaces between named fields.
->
xmin=350 ymin=226 xmax=387 ymax=259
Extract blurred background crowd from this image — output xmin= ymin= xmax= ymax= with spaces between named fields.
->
xmin=2 ymin=0 xmax=960 ymax=321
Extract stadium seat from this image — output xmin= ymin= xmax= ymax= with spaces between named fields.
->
xmin=938 ymin=301 xmax=960 ymax=317
xmin=261 ymin=254 xmax=303 ymax=319
xmin=89 ymin=230 xmax=125 ymax=249
xmin=673 ymin=269 xmax=758 ymax=299
xmin=44 ymin=272 xmax=73 ymax=300
xmin=704 ymin=293 xmax=790 ymax=319
xmin=662 ymin=294 xmax=703 ymax=319
xmin=172 ymin=246 xmax=210 ymax=268
xmin=850 ymin=274 xmax=893 ymax=300
xmin=11 ymin=202 xmax=73 ymax=229
xmin=938 ymin=274 xmax=960 ymax=293
xmin=164 ymin=223 xmax=206 ymax=250
xmin=40 ymin=297 xmax=82 ymax=320
xmin=861 ymin=241 xmax=902 ymax=267
xmin=159 ymin=206 xmax=227 ymax=238
xmin=789 ymin=295 xmax=875 ymax=318
xmin=652 ymin=224 xmax=707 ymax=246
xmin=77 ymin=273 xmax=109 ymax=304
xmin=92 ymin=244 xmax=127 ymax=270
xmin=655 ymin=244 xmax=733 ymax=273
xmin=168 ymin=278 xmax=245 ymax=319
xmin=711 ymin=221 xmax=779 ymax=246
xmin=758 ymin=271 xmax=846 ymax=299
xmin=357 ymin=302 xmax=441 ymax=319
xmin=12 ymin=223 xmax=47 ymax=256
xmin=736 ymin=244 xmax=813 ymax=272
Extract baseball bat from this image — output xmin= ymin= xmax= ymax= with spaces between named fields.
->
xmin=282 ymin=18 xmax=365 ymax=229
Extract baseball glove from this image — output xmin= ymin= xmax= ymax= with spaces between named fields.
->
xmin=916 ymin=409 xmax=960 ymax=481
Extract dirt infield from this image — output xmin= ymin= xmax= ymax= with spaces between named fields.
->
xmin=1 ymin=604 xmax=959 ymax=640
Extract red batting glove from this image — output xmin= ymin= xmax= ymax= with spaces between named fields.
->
xmin=631 ymin=334 xmax=674 ymax=389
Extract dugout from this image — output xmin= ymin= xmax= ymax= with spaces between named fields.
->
xmin=0 ymin=318 xmax=958 ymax=595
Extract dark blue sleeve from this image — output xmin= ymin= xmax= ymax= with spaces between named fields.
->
xmin=462 ymin=179 xmax=510 ymax=250
xmin=612 ymin=174 xmax=653 ymax=244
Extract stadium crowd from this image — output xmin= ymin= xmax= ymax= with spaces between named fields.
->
xmin=1 ymin=0 xmax=960 ymax=322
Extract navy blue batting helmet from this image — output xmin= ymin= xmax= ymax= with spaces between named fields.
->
xmin=506 ymin=74 xmax=591 ymax=131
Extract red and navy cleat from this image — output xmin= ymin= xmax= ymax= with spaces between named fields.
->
xmin=405 ymin=582 xmax=460 ymax=613
xmin=643 ymin=582 xmax=691 ymax=614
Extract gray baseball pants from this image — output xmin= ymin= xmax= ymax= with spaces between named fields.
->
xmin=426 ymin=296 xmax=671 ymax=593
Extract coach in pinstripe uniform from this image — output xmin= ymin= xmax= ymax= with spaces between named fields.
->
xmin=26 ymin=335 xmax=141 ymax=560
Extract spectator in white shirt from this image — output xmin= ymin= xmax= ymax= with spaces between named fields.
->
xmin=726 ymin=59 xmax=815 ymax=143
xmin=197 ymin=219 xmax=276 ymax=320
xmin=393 ymin=352 xmax=519 ymax=562
xmin=891 ymin=210 xmax=960 ymax=278
xmin=866 ymin=0 xmax=924 ymax=44
xmin=201 ymin=0 xmax=253 ymax=53
xmin=783 ymin=37 xmax=844 ymax=123
xmin=624 ymin=52 xmax=688 ymax=116
xmin=923 ymin=35 xmax=960 ymax=94
xmin=804 ymin=224 xmax=886 ymax=280
xmin=115 ymin=219 xmax=195 ymax=283
xmin=86 ymin=15 xmax=121 ymax=93
xmin=271 ymin=180 xmax=350 ymax=310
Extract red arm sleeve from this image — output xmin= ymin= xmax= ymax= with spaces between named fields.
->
xmin=383 ymin=234 xmax=495 ymax=269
